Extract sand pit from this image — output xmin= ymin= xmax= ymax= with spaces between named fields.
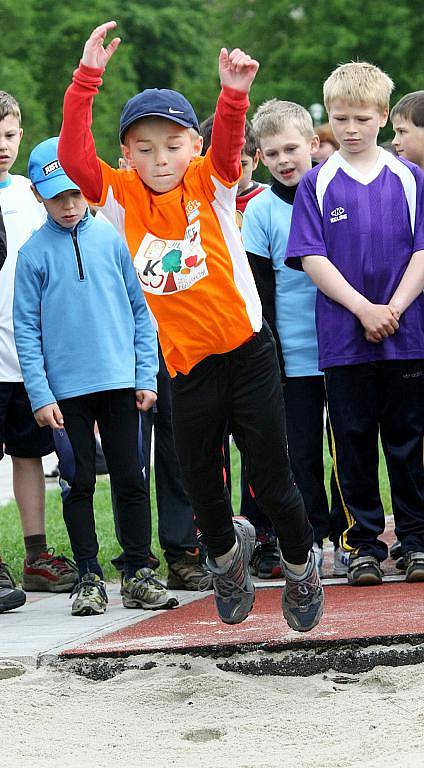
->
xmin=2 ymin=654 xmax=424 ymax=767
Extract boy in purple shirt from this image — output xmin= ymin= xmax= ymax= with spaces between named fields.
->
xmin=286 ymin=62 xmax=424 ymax=586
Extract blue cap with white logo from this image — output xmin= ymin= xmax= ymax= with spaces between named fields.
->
xmin=28 ymin=137 xmax=80 ymax=199
xmin=119 ymin=88 xmax=200 ymax=142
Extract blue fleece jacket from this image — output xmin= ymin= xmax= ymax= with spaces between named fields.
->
xmin=13 ymin=210 xmax=158 ymax=412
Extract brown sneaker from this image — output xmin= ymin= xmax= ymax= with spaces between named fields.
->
xmin=167 ymin=549 xmax=207 ymax=590
xmin=22 ymin=549 xmax=78 ymax=593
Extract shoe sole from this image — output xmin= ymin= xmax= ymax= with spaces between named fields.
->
xmin=72 ymin=604 xmax=107 ymax=616
xmin=23 ymin=577 xmax=76 ymax=593
xmin=0 ymin=592 xmax=27 ymax=613
xmin=406 ymin=566 xmax=424 ymax=583
xmin=347 ymin=572 xmax=382 ymax=586
xmin=122 ymin=596 xmax=179 ymax=610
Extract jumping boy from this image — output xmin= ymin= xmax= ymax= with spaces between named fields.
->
xmin=58 ymin=21 xmax=323 ymax=632
xmin=200 ymin=114 xmax=281 ymax=580
xmin=391 ymin=91 xmax=424 ymax=170
xmin=13 ymin=137 xmax=173 ymax=616
xmin=243 ymin=99 xmax=347 ymax=577
xmin=0 ymin=90 xmax=76 ymax=594
xmin=286 ymin=62 xmax=424 ymax=586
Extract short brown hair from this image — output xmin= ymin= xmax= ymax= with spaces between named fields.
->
xmin=0 ymin=91 xmax=21 ymax=124
xmin=324 ymin=62 xmax=394 ymax=114
xmin=316 ymin=123 xmax=339 ymax=150
xmin=390 ymin=91 xmax=424 ymax=128
xmin=252 ymin=99 xmax=314 ymax=142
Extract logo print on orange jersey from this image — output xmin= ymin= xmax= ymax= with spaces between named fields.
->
xmin=185 ymin=200 xmax=201 ymax=223
xmin=134 ymin=221 xmax=208 ymax=295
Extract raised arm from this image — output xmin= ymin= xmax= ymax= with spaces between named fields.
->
xmin=58 ymin=21 xmax=121 ymax=202
xmin=211 ymin=48 xmax=259 ymax=182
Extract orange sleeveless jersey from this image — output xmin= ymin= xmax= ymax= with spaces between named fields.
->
xmin=96 ymin=150 xmax=262 ymax=376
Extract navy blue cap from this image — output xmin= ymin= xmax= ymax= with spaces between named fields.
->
xmin=119 ymin=88 xmax=200 ymax=142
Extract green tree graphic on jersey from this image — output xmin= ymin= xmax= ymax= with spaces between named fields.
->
xmin=162 ymin=249 xmax=182 ymax=293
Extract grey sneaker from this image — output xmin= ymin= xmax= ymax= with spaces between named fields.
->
xmin=201 ymin=518 xmax=256 ymax=625
xmin=70 ymin=573 xmax=108 ymax=616
xmin=121 ymin=568 xmax=178 ymax=609
xmin=282 ymin=550 xmax=324 ymax=632
xmin=347 ymin=555 xmax=383 ymax=586
xmin=404 ymin=552 xmax=424 ymax=583
xmin=0 ymin=561 xmax=26 ymax=613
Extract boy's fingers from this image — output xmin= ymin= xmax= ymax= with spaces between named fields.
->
xmin=91 ymin=20 xmax=117 ymax=39
xmin=105 ymin=38 xmax=121 ymax=59
xmin=54 ymin=406 xmax=64 ymax=426
xmin=219 ymin=48 xmax=229 ymax=66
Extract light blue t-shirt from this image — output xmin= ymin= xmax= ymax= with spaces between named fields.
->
xmin=242 ymin=187 xmax=320 ymax=377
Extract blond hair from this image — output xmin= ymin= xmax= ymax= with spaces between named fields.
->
xmin=252 ymin=99 xmax=314 ymax=142
xmin=0 ymin=91 xmax=21 ymax=124
xmin=324 ymin=62 xmax=394 ymax=114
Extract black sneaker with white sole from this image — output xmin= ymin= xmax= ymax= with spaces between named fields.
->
xmin=347 ymin=555 xmax=383 ymax=586
xmin=404 ymin=551 xmax=424 ymax=583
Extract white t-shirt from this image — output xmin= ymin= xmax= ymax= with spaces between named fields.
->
xmin=0 ymin=175 xmax=46 ymax=382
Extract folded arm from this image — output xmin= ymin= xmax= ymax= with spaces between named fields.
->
xmin=302 ymin=255 xmax=399 ymax=342
xmin=389 ymin=250 xmax=424 ymax=316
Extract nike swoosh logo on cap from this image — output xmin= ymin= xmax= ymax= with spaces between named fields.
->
xmin=168 ymin=108 xmax=184 ymax=114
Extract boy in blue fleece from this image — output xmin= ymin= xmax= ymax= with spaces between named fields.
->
xmin=13 ymin=137 xmax=175 ymax=616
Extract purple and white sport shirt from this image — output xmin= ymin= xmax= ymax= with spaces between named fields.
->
xmin=285 ymin=149 xmax=424 ymax=369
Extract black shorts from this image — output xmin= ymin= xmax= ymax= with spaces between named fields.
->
xmin=0 ymin=382 xmax=54 ymax=460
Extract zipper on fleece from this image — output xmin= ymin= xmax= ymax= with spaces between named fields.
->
xmin=71 ymin=227 xmax=85 ymax=280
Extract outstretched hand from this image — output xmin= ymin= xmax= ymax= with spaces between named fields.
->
xmin=219 ymin=47 xmax=259 ymax=93
xmin=82 ymin=21 xmax=121 ymax=69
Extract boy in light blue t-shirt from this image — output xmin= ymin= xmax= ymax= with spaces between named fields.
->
xmin=242 ymin=100 xmax=347 ymax=576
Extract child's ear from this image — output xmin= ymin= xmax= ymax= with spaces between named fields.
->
xmin=192 ymin=134 xmax=203 ymax=157
xmin=252 ymin=148 xmax=260 ymax=171
xmin=121 ymin=143 xmax=135 ymax=168
xmin=258 ymin=147 xmax=269 ymax=169
xmin=310 ymin=134 xmax=320 ymax=155
xmin=31 ymin=184 xmax=43 ymax=203
xmin=379 ymin=108 xmax=389 ymax=129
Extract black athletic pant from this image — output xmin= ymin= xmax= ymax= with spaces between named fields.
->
xmin=58 ymin=389 xmax=150 ymax=577
xmin=171 ymin=323 xmax=313 ymax=563
xmin=284 ymin=376 xmax=344 ymax=548
xmin=325 ymin=360 xmax=424 ymax=562
xmin=139 ymin=346 xmax=198 ymax=564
